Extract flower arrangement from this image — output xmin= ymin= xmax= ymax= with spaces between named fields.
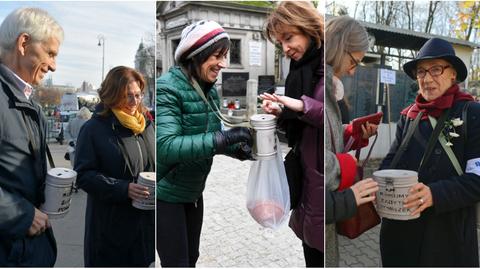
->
xmin=443 ymin=118 xmax=463 ymax=146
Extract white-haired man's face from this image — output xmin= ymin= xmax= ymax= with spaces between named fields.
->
xmin=18 ymin=34 xmax=60 ymax=85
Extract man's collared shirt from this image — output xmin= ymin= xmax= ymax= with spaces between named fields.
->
xmin=0 ymin=63 xmax=33 ymax=100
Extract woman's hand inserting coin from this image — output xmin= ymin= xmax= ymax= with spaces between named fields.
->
xmin=259 ymin=93 xmax=305 ymax=115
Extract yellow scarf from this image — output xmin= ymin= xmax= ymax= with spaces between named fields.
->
xmin=112 ymin=108 xmax=146 ymax=135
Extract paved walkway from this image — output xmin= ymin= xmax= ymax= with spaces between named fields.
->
xmin=46 ymin=143 xmax=86 ymax=267
xmin=338 ymin=226 xmax=381 ymax=267
xmin=197 ymin=143 xmax=305 ymax=267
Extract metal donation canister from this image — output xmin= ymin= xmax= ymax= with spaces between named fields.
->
xmin=132 ymin=172 xmax=155 ymax=210
xmin=250 ymin=114 xmax=277 ymax=160
xmin=40 ymin=168 xmax=76 ymax=219
xmin=373 ymin=169 xmax=419 ymax=220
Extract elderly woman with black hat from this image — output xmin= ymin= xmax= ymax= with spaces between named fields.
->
xmin=379 ymin=37 xmax=480 ymax=267
xmin=156 ymin=20 xmax=252 ymax=267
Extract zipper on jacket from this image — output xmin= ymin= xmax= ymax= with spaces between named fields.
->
xmin=205 ymin=101 xmax=209 ymax=133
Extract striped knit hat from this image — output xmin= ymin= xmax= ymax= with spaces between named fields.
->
xmin=174 ymin=20 xmax=230 ymax=63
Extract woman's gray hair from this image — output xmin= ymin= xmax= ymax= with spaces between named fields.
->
xmin=77 ymin=107 xmax=92 ymax=120
xmin=0 ymin=8 xmax=64 ymax=58
xmin=325 ymin=16 xmax=369 ymax=73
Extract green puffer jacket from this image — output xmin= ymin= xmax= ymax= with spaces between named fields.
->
xmin=156 ymin=66 xmax=223 ymax=203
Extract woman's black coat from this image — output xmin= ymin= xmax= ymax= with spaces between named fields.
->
xmin=75 ymin=110 xmax=155 ymax=267
xmin=380 ymin=100 xmax=480 ymax=267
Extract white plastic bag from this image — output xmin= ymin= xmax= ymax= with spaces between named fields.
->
xmin=246 ymin=136 xmax=290 ymax=229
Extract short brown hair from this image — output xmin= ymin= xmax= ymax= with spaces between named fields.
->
xmin=98 ymin=66 xmax=147 ymax=116
xmin=265 ymin=1 xmax=324 ymax=48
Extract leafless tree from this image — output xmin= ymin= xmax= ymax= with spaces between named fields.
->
xmin=424 ymin=1 xmax=439 ymax=33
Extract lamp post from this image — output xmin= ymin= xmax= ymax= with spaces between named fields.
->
xmin=97 ymin=34 xmax=105 ymax=82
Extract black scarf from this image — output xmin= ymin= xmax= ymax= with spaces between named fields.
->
xmin=279 ymin=41 xmax=323 ymax=147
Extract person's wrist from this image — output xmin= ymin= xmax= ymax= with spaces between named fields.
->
xmin=214 ymin=131 xmax=227 ymax=153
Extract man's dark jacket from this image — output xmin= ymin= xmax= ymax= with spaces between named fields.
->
xmin=0 ymin=64 xmax=56 ymax=266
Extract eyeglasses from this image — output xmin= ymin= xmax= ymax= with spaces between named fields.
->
xmin=415 ymin=65 xmax=450 ymax=79
xmin=127 ymin=93 xmax=144 ymax=102
xmin=347 ymin=51 xmax=362 ymax=70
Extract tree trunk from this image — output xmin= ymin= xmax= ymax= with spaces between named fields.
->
xmin=425 ymin=1 xmax=439 ymax=33
xmin=465 ymin=2 xmax=480 ymax=41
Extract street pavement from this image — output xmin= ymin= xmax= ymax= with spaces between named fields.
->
xmin=338 ymin=226 xmax=381 ymax=267
xmin=49 ymin=142 xmax=304 ymax=267
xmin=197 ymin=143 xmax=305 ymax=267
xmin=47 ymin=142 xmax=85 ymax=267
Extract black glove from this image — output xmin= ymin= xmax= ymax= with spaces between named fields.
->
xmin=214 ymin=127 xmax=252 ymax=154
xmin=234 ymin=143 xmax=254 ymax=161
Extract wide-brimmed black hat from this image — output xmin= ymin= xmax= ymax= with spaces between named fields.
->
xmin=403 ymin=37 xmax=467 ymax=82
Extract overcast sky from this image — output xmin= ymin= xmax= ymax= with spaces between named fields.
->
xmin=0 ymin=1 xmax=155 ymax=89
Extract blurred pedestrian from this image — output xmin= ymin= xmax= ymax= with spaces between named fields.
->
xmin=261 ymin=1 xmax=324 ymax=267
xmin=75 ymin=66 xmax=155 ymax=267
xmin=0 ymin=7 xmax=63 ymax=267
xmin=156 ymin=20 xmax=252 ymax=267
xmin=65 ymin=106 xmax=92 ymax=143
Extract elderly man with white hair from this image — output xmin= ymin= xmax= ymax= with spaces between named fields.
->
xmin=0 ymin=7 xmax=64 ymax=266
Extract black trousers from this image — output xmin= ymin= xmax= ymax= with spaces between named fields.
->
xmin=156 ymin=197 xmax=204 ymax=267
xmin=303 ymin=242 xmax=324 ymax=267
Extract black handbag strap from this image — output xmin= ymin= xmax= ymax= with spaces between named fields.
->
xmin=418 ymin=108 xmax=451 ymax=171
xmin=462 ymin=101 xmax=472 ymax=144
xmin=357 ymin=133 xmax=378 ymax=169
xmin=46 ymin=144 xmax=55 ymax=169
xmin=390 ymin=111 xmax=423 ymax=169
xmin=458 ymin=101 xmax=472 ymax=167
xmin=112 ymin=123 xmax=136 ymax=180
xmin=22 ymin=111 xmax=55 ymax=169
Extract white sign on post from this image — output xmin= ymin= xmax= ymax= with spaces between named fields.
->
xmin=380 ymin=69 xmax=396 ymax=85
xmin=249 ymin=41 xmax=262 ymax=66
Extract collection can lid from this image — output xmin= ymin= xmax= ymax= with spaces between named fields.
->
xmin=373 ymin=169 xmax=417 ymax=179
xmin=139 ymin=172 xmax=156 ymax=182
xmin=250 ymin=114 xmax=276 ymax=127
xmin=47 ymin=167 xmax=77 ymax=179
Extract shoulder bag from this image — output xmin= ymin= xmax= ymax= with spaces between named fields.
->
xmin=284 ymin=143 xmax=303 ymax=210
xmin=327 ymin=115 xmax=381 ymax=239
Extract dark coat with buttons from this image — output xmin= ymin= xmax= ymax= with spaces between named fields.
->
xmin=379 ymin=99 xmax=480 ymax=267
xmin=75 ymin=106 xmax=155 ymax=267
xmin=0 ymin=64 xmax=56 ymax=266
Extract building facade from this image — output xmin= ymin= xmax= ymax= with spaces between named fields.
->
xmin=157 ymin=1 xmax=282 ymax=102
xmin=135 ymin=41 xmax=156 ymax=109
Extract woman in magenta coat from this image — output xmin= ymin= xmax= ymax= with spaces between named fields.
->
xmin=260 ymin=1 xmax=324 ymax=267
